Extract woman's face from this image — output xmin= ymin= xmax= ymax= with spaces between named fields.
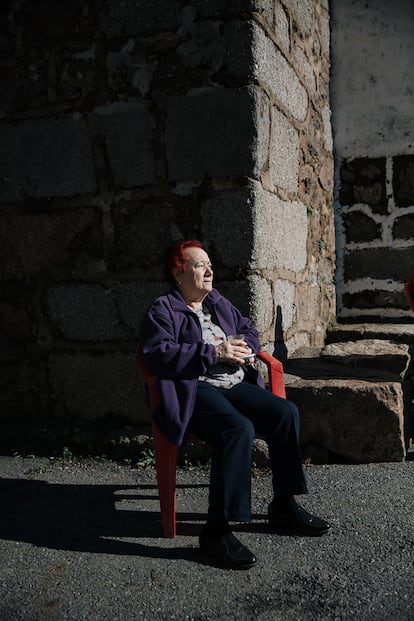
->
xmin=174 ymin=247 xmax=214 ymax=302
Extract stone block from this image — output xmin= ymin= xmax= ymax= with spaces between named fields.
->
xmin=248 ymin=274 xmax=274 ymax=333
xmin=111 ymin=199 xmax=196 ymax=271
xmin=94 ymin=102 xmax=155 ymax=188
xmin=0 ymin=302 xmax=33 ymax=345
xmin=213 ymin=280 xmax=252 ymax=321
xmin=0 ymin=355 xmax=40 ymax=418
xmin=113 ymin=280 xmax=168 ymax=335
xmin=201 ymin=187 xmax=255 ymax=268
xmin=274 ymin=279 xmax=295 ymax=330
xmin=322 ymin=104 xmax=333 ymax=153
xmin=48 ymin=351 xmax=146 ymax=423
xmin=251 ymin=182 xmax=308 ymax=272
xmin=166 ymin=87 xmax=269 ymax=181
xmin=0 ymin=116 xmax=96 ymax=202
xmin=47 ymin=285 xmax=127 ymax=341
xmin=251 ymin=22 xmax=308 ymax=121
xmin=271 ymin=108 xmax=299 ymax=192
xmin=204 ymin=182 xmax=307 ymax=328
xmin=47 ymin=281 xmax=168 ymax=341
xmin=343 ymin=290 xmax=409 ymax=312
xmin=294 ymin=47 xmax=316 ymax=93
xmin=274 ymin=4 xmax=290 ymax=53
xmin=0 ymin=209 xmax=103 ymax=281
xmin=344 ymin=247 xmax=414 ymax=281
xmin=393 ymin=213 xmax=414 ymax=240
xmin=177 ymin=20 xmax=224 ymax=72
xmin=343 ymin=211 xmax=382 ymax=243
xmin=21 ymin=0 xmax=83 ymax=49
xmin=318 ymin=5 xmax=330 ymax=58
xmin=287 ymin=379 xmax=405 ymax=462
xmin=97 ymin=0 xmax=253 ymax=37
xmin=290 ymin=0 xmax=313 ymax=35
xmin=321 ymin=339 xmax=411 ymax=378
xmin=393 ymin=155 xmax=414 ymax=208
xmin=97 ymin=0 xmax=180 ymax=37
xmin=339 ymin=157 xmax=386 ymax=214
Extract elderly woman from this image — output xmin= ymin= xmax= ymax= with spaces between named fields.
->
xmin=139 ymin=240 xmax=330 ymax=569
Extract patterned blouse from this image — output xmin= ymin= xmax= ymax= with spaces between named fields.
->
xmin=194 ymin=305 xmax=244 ymax=389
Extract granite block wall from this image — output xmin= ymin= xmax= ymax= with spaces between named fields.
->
xmin=0 ymin=0 xmax=334 ymax=454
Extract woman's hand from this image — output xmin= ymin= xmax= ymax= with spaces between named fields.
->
xmin=215 ymin=339 xmax=255 ymax=366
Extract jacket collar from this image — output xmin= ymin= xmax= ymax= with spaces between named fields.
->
xmin=167 ymin=287 xmax=222 ymax=312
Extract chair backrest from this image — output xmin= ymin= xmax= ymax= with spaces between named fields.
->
xmin=135 ymin=342 xmax=160 ymax=412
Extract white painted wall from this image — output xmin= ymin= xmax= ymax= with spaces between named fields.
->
xmin=330 ymin=0 xmax=414 ymax=159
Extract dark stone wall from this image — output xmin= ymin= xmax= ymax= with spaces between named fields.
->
xmin=337 ymin=155 xmax=414 ymax=319
xmin=0 ymin=0 xmax=333 ymax=455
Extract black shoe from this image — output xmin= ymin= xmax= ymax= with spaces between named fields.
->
xmin=268 ymin=498 xmax=331 ymax=536
xmin=199 ymin=531 xmax=257 ymax=569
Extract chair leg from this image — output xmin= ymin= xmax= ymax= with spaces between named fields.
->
xmin=152 ymin=422 xmax=177 ymax=538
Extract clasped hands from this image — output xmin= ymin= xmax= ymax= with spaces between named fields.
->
xmin=215 ymin=338 xmax=255 ymax=366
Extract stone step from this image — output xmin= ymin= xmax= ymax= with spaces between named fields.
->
xmin=326 ymin=322 xmax=414 ymax=346
xmin=283 ymin=337 xmax=413 ymax=464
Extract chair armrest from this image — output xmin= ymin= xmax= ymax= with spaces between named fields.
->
xmin=256 ymin=351 xmax=286 ymax=399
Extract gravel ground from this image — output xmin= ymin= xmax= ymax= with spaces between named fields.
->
xmin=1 ymin=456 xmax=414 ymax=621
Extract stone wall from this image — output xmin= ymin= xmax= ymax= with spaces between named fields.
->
xmin=330 ymin=0 xmax=414 ymax=320
xmin=0 ymin=0 xmax=334 ymax=454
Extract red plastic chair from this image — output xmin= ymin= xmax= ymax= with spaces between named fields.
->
xmin=136 ymin=347 xmax=286 ymax=537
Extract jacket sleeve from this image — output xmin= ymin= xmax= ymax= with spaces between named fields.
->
xmin=213 ymin=297 xmax=260 ymax=354
xmin=139 ymin=305 xmax=217 ymax=379
xmin=233 ymin=307 xmax=260 ymax=353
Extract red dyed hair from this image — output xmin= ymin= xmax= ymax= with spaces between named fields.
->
xmin=164 ymin=239 xmax=203 ymax=284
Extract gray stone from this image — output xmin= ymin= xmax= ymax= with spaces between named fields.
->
xmin=274 ymin=4 xmax=290 ymax=53
xmin=0 ymin=302 xmax=33 ymax=345
xmin=0 ymin=116 xmax=97 ymax=202
xmin=393 ymin=213 xmax=414 ymax=240
xmin=47 ymin=280 xmax=168 ymax=342
xmin=202 ymin=186 xmax=255 ymax=268
xmin=290 ymin=0 xmax=313 ymax=35
xmin=321 ymin=339 xmax=411 ymax=378
xmin=251 ymin=181 xmax=308 ymax=272
xmin=176 ymin=20 xmax=224 ymax=72
xmin=213 ymin=280 xmax=252 ymax=320
xmin=318 ymin=4 xmax=330 ymax=58
xmin=343 ymin=211 xmax=381 ymax=243
xmin=274 ymin=279 xmax=295 ymax=331
xmin=326 ymin=322 xmax=414 ymax=347
xmin=287 ymin=379 xmax=405 ymax=463
xmin=248 ymin=274 xmax=274 ymax=333
xmin=166 ymin=87 xmax=269 ymax=181
xmin=339 ymin=157 xmax=386 ymax=213
xmin=252 ymin=22 xmax=308 ymax=121
xmin=343 ymin=290 xmax=410 ymax=312
xmin=97 ymin=0 xmax=181 ymax=37
xmin=271 ymin=107 xmax=300 ymax=192
xmin=393 ymin=154 xmax=414 ymax=208
xmin=113 ymin=280 xmax=168 ymax=335
xmin=0 ymin=356 xmax=40 ymax=418
xmin=94 ymin=102 xmax=155 ymax=188
xmin=344 ymin=247 xmax=414 ymax=281
xmin=0 ymin=209 xmax=103 ymax=280
xmin=46 ymin=285 xmax=127 ymax=341
xmin=110 ymin=200 xmax=194 ymax=272
xmin=48 ymin=351 xmax=146 ymax=423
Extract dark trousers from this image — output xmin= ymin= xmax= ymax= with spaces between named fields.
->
xmin=189 ymin=381 xmax=308 ymax=522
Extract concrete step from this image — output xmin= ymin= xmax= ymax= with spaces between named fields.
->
xmin=283 ymin=335 xmax=413 ymax=464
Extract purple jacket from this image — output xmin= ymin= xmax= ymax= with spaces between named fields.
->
xmin=139 ymin=288 xmax=264 ymax=447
